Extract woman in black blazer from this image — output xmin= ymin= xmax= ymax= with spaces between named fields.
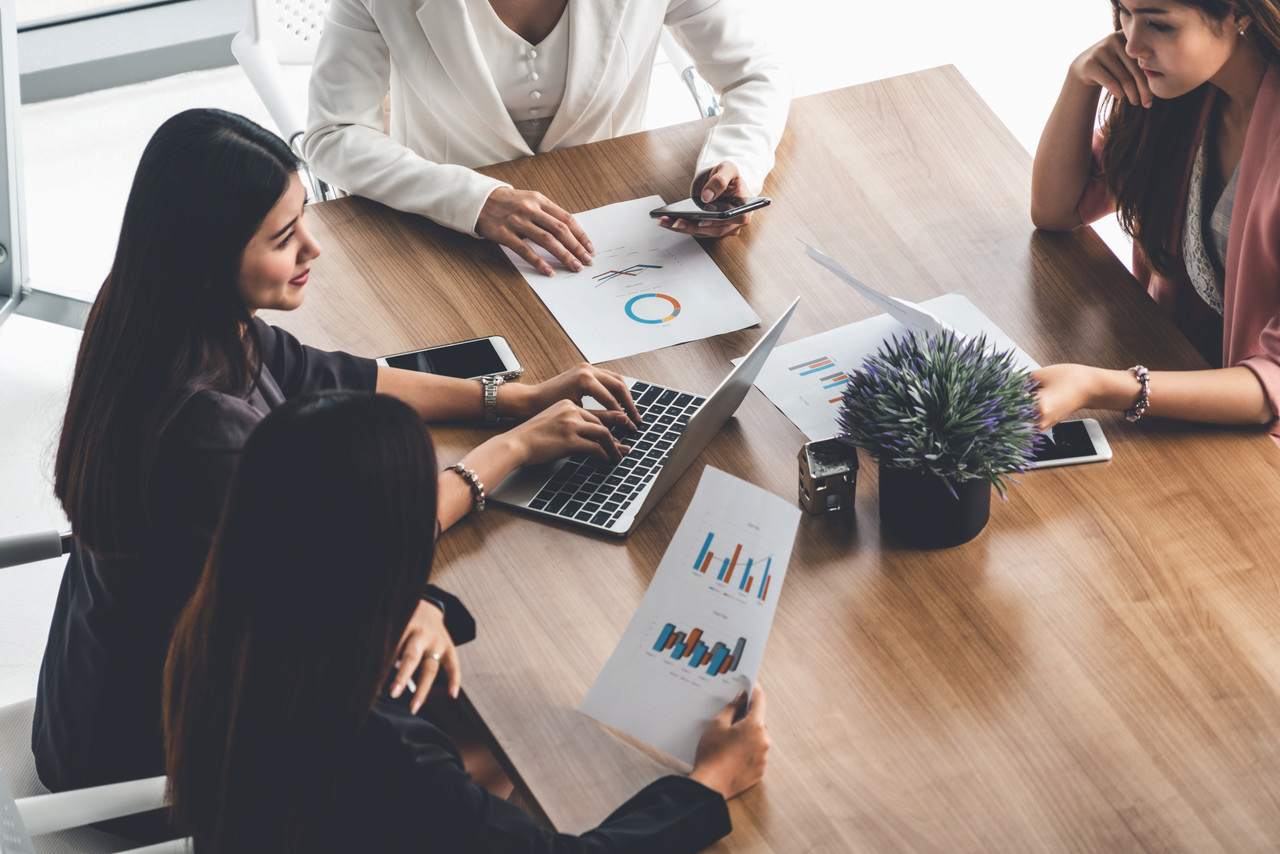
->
xmin=34 ymin=108 xmax=646 ymax=839
xmin=163 ymin=391 xmax=769 ymax=853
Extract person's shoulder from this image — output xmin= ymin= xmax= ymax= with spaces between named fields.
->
xmin=251 ymin=316 xmax=291 ymax=351
xmin=161 ymin=387 xmax=263 ymax=452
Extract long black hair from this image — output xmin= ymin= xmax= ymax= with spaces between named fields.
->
xmin=1101 ymin=0 xmax=1280 ymax=275
xmin=163 ymin=391 xmax=439 ymax=854
xmin=55 ymin=108 xmax=300 ymax=556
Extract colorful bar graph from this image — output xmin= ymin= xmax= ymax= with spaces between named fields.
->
xmin=726 ymin=544 xmax=742 ymax=584
xmin=684 ymin=628 xmax=703 ymax=656
xmin=790 ymin=355 xmax=850 ymax=404
xmin=823 ymin=374 xmax=851 ymax=390
xmin=670 ymin=631 xmax=687 ymax=658
xmin=693 ymin=532 xmax=714 ymax=571
xmin=651 ymin=623 xmax=746 ymax=677
xmin=707 ymin=643 xmax=729 ymax=674
xmin=757 ymin=557 xmax=772 ymax=602
xmin=692 ymin=532 xmax=775 ymax=603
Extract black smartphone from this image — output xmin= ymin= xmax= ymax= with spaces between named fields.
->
xmin=1029 ymin=419 xmax=1113 ymax=469
xmin=376 ymin=336 xmax=522 ymax=381
xmin=649 ymin=196 xmax=772 ymax=221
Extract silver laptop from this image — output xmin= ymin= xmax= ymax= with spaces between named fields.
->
xmin=491 ymin=298 xmax=799 ymax=537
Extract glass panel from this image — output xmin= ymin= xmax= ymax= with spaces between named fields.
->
xmin=0 ymin=0 xmax=21 ymax=305
xmin=17 ymin=0 xmax=181 ymax=27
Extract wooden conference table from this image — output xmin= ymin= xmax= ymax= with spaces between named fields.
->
xmin=266 ymin=67 xmax=1280 ymax=852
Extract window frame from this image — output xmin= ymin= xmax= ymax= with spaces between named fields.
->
xmin=1 ymin=0 xmax=240 ymax=329
xmin=18 ymin=0 xmax=240 ymax=104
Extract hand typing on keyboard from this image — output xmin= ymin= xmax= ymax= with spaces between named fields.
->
xmin=498 ymin=363 xmax=642 ymax=428
xmin=505 ymin=399 xmax=633 ymax=466
xmin=528 ymin=381 xmax=706 ymax=528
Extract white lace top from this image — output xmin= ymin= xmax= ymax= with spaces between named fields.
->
xmin=1183 ymin=135 xmax=1240 ymax=316
xmin=467 ymin=0 xmax=571 ymax=152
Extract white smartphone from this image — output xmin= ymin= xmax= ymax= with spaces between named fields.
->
xmin=1029 ymin=418 xmax=1113 ymax=469
xmin=376 ymin=335 xmax=522 ymax=381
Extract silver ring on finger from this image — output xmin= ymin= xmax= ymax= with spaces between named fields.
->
xmin=429 ymin=651 xmax=443 ymax=662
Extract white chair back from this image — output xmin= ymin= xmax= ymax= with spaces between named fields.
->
xmin=0 ymin=531 xmax=68 ymax=572
xmin=0 ymin=699 xmax=189 ymax=853
xmin=233 ymin=0 xmax=340 ymax=201
xmin=251 ymin=0 xmax=330 ymax=66
xmin=659 ymin=30 xmax=721 ymax=118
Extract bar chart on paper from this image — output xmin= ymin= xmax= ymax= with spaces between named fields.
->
xmin=737 ymin=293 xmax=1040 ymax=440
xmin=580 ymin=467 xmax=802 ymax=762
xmin=652 ymin=623 xmax=746 ymax=677
xmin=691 ymin=532 xmax=775 ymax=603
xmin=788 ymin=355 xmax=852 ymax=404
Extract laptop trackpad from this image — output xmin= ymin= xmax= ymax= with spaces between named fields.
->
xmin=490 ymin=459 xmax=564 ymax=506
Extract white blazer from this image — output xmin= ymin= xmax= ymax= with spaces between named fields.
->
xmin=302 ymin=0 xmax=791 ymax=235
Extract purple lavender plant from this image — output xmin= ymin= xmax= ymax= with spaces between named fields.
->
xmin=836 ymin=330 xmax=1041 ymax=497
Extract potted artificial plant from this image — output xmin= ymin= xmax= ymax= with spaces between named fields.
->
xmin=836 ymin=330 xmax=1041 ymax=548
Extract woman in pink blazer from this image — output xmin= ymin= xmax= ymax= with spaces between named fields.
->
xmin=1030 ymin=0 xmax=1280 ymax=440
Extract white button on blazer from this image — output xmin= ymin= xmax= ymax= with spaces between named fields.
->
xmin=302 ymin=0 xmax=792 ymax=236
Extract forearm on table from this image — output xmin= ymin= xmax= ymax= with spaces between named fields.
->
xmin=1031 ymin=74 xmax=1102 ymax=230
xmin=1088 ymin=365 xmax=1273 ymax=425
xmin=437 ymin=433 xmax=526 ymax=533
xmin=377 ymin=366 xmax=535 ymax=422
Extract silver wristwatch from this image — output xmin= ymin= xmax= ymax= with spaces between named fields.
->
xmin=480 ymin=375 xmax=504 ymax=423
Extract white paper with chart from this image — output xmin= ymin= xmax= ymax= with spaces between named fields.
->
xmin=580 ymin=466 xmax=800 ymax=764
xmin=501 ymin=196 xmax=760 ymax=363
xmin=736 ymin=293 xmax=1041 ymax=440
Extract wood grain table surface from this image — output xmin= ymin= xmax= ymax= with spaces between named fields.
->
xmin=264 ymin=66 xmax=1280 ymax=853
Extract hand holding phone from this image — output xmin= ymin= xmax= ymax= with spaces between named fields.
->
xmin=649 ymin=196 xmax=772 ymax=223
xmin=652 ymin=161 xmax=768 ymax=239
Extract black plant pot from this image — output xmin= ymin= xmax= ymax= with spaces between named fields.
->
xmin=878 ymin=465 xmax=991 ymax=548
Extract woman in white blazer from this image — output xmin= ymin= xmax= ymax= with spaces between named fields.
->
xmin=302 ymin=0 xmax=791 ymax=276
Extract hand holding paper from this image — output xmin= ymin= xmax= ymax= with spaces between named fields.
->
xmin=580 ymin=467 xmax=799 ymax=764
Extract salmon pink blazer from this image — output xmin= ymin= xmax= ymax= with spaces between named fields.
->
xmin=1076 ymin=63 xmax=1280 ymax=439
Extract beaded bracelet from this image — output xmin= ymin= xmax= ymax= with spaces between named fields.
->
xmin=1124 ymin=365 xmax=1151 ymax=423
xmin=446 ymin=463 xmax=486 ymax=513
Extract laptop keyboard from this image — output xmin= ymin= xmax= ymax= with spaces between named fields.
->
xmin=528 ymin=381 xmax=706 ymax=528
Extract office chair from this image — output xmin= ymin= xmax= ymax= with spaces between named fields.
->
xmin=659 ymin=30 xmax=722 ymax=119
xmin=231 ymin=0 xmax=720 ymax=199
xmin=0 ymin=531 xmax=69 ymax=573
xmin=231 ymin=0 xmax=336 ymax=203
xmin=0 ymin=534 xmax=189 ymax=853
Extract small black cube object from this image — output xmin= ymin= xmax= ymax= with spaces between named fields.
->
xmin=798 ymin=438 xmax=858 ymax=515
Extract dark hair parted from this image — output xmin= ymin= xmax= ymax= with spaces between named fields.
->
xmin=1101 ymin=1 xmax=1280 ymax=276
xmin=54 ymin=108 xmax=300 ymax=555
xmin=163 ymin=391 xmax=438 ymax=854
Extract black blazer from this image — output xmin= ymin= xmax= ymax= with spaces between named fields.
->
xmin=33 ymin=320 xmax=382 ymax=792
xmin=258 ymin=696 xmax=732 ymax=853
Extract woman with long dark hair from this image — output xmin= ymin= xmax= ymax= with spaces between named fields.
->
xmin=164 ymin=391 xmax=768 ymax=853
xmin=1030 ymin=1 xmax=1280 ymax=438
xmin=34 ymin=108 xmax=642 ymax=827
